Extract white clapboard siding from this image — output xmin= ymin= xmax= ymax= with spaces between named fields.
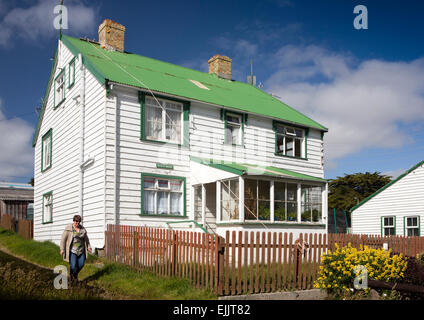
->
xmin=35 ymin=38 xmax=327 ymax=248
xmin=34 ymin=40 xmax=106 ymax=249
xmin=351 ymin=163 xmax=424 ymax=236
xmin=189 ymin=101 xmax=324 ymax=178
xmin=104 ymin=86 xmax=191 ymax=229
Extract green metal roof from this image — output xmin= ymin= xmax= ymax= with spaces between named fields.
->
xmin=350 ymin=159 xmax=424 ymax=213
xmin=33 ymin=35 xmax=328 ymax=147
xmin=190 ymin=156 xmax=327 ymax=183
xmin=62 ymin=35 xmax=327 ymax=130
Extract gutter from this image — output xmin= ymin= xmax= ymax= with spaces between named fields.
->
xmin=78 ymin=53 xmax=86 ymax=220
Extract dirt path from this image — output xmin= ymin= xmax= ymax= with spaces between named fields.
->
xmin=0 ymin=248 xmax=123 ymax=300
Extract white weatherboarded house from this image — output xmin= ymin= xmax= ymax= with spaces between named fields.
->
xmin=33 ymin=20 xmax=329 ymax=250
xmin=351 ymin=160 xmax=424 ymax=237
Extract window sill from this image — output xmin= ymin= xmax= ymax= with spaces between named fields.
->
xmin=274 ymin=153 xmax=308 ymax=161
xmin=141 ymin=138 xmax=187 ymax=148
xmin=140 ymin=213 xmax=188 ymax=218
xmin=223 ymin=142 xmax=245 ymax=147
xmin=54 ymin=98 xmax=66 ymax=110
xmin=216 ymin=221 xmax=326 ymax=228
xmin=41 ymin=165 xmax=52 ymax=173
xmin=42 ymin=221 xmax=53 ymax=225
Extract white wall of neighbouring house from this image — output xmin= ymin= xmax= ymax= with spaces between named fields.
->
xmin=34 ymin=40 xmax=106 ymax=250
xmin=351 ymin=163 xmax=424 ymax=236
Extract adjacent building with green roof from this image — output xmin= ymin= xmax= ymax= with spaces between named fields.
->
xmin=351 ymin=160 xmax=424 ymax=237
xmin=33 ymin=19 xmax=329 ymax=249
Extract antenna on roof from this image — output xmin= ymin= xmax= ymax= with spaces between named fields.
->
xmin=58 ymin=0 xmax=64 ymax=39
xmin=247 ymin=59 xmax=257 ymax=86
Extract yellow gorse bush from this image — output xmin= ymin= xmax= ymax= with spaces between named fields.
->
xmin=314 ymin=243 xmax=407 ymax=293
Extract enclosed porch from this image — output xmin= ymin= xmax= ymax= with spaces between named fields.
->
xmin=190 ymin=157 xmax=328 ymax=237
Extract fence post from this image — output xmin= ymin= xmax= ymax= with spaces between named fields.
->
xmin=172 ymin=231 xmax=177 ymax=276
xmin=216 ymin=235 xmax=225 ymax=296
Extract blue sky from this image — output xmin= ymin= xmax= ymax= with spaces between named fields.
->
xmin=0 ymin=0 xmax=424 ymax=183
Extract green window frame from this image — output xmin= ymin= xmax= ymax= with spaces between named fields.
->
xmin=139 ymin=92 xmax=190 ymax=147
xmin=42 ymin=191 xmax=53 ymax=224
xmin=41 ymin=129 xmax=53 ymax=172
xmin=68 ymin=57 xmax=76 ymax=88
xmin=221 ymin=109 xmax=246 ymax=146
xmin=273 ymin=120 xmax=308 ymax=160
xmin=54 ymin=68 xmax=66 ymax=109
xmin=141 ymin=173 xmax=187 ymax=217
xmin=381 ymin=216 xmax=396 ymax=236
xmin=404 ymin=216 xmax=421 ymax=237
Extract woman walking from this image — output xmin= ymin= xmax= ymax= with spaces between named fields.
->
xmin=60 ymin=215 xmax=92 ymax=284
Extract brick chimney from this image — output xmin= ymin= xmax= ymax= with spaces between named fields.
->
xmin=98 ymin=19 xmax=126 ymax=52
xmin=208 ymin=55 xmax=232 ymax=80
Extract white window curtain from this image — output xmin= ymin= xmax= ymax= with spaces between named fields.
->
xmin=145 ymin=97 xmax=182 ymax=143
xmin=157 ymin=192 xmax=168 ymax=214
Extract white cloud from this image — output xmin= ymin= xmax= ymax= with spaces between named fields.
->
xmin=383 ymin=168 xmax=406 ymax=180
xmin=0 ymin=99 xmax=34 ymax=181
xmin=265 ymin=45 xmax=424 ymax=170
xmin=0 ymin=0 xmax=97 ymax=47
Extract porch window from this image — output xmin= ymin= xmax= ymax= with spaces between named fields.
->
xmin=225 ymin=113 xmax=242 ymax=145
xmin=193 ymin=185 xmax=202 ymax=221
xmin=275 ymin=123 xmax=305 ymax=158
xmin=41 ymin=129 xmax=52 ymax=172
xmin=42 ymin=192 xmax=53 ymax=224
xmin=221 ymin=179 xmax=239 ymax=221
xmin=405 ymin=216 xmax=420 ymax=236
xmin=145 ymin=96 xmax=182 ymax=143
xmin=54 ymin=69 xmax=65 ymax=108
xmin=382 ymin=216 xmax=395 ymax=236
xmin=244 ymin=179 xmax=270 ymax=221
xmin=142 ymin=175 xmax=184 ymax=216
xmin=301 ymin=185 xmax=323 ymax=223
xmin=274 ymin=182 xmax=298 ymax=222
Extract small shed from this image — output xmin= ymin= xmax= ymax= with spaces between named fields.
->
xmin=0 ymin=182 xmax=34 ymax=221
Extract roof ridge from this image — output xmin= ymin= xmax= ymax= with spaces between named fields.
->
xmin=64 ymin=34 xmax=231 ymax=83
xmin=350 ymin=159 xmax=424 ymax=212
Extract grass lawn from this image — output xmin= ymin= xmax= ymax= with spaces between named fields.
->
xmin=0 ymin=227 xmax=217 ymax=300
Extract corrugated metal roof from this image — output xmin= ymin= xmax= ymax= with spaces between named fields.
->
xmin=190 ymin=156 xmax=327 ymax=182
xmin=350 ymin=160 xmax=424 ymax=213
xmin=61 ymin=35 xmax=328 ymax=132
xmin=0 ymin=188 xmax=34 ymax=201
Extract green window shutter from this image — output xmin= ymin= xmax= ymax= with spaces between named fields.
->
xmin=139 ymin=92 xmax=146 ymax=140
xmin=183 ymin=102 xmax=190 ymax=147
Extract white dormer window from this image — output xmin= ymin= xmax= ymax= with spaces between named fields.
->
xmin=275 ymin=124 xmax=305 ymax=158
xmin=54 ymin=69 xmax=65 ymax=108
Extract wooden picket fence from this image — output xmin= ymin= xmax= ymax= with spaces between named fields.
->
xmin=0 ymin=213 xmax=33 ymax=240
xmin=104 ymin=224 xmax=424 ymax=296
